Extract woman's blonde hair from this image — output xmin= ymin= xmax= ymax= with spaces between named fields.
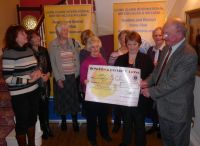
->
xmin=86 ymin=36 xmax=102 ymax=49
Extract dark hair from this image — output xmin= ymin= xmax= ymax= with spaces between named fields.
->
xmin=27 ymin=30 xmax=40 ymax=42
xmin=125 ymin=31 xmax=142 ymax=45
xmin=80 ymin=29 xmax=95 ymax=45
xmin=4 ymin=25 xmax=26 ymax=49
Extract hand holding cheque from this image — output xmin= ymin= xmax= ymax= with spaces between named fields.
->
xmin=140 ymin=80 xmax=150 ymax=98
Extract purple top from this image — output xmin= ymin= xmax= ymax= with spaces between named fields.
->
xmin=80 ymin=55 xmax=107 ymax=92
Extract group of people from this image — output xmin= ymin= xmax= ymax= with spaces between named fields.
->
xmin=2 ymin=17 xmax=197 ymax=146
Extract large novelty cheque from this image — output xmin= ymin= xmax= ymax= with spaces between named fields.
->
xmin=85 ymin=65 xmax=141 ymax=107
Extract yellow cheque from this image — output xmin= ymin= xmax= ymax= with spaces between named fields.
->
xmin=91 ymin=70 xmax=116 ymax=98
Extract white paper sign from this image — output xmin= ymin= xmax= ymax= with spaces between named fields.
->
xmin=85 ymin=65 xmax=141 ymax=107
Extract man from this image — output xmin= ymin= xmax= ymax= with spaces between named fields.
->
xmin=141 ymin=18 xmax=198 ymax=146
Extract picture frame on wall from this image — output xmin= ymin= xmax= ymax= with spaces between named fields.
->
xmin=186 ymin=8 xmax=200 ymax=65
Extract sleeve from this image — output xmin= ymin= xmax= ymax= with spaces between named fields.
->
xmin=48 ymin=42 xmax=64 ymax=81
xmin=2 ymin=56 xmax=29 ymax=86
xmin=141 ymin=55 xmax=154 ymax=80
xmin=108 ymin=52 xmax=115 ymax=65
xmin=149 ymin=53 xmax=198 ymax=99
xmin=114 ymin=55 xmax=123 ymax=67
xmin=80 ymin=61 xmax=88 ymax=93
xmin=73 ymin=39 xmax=81 ymax=77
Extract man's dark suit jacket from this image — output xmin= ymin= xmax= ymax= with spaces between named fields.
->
xmin=147 ymin=40 xmax=198 ymax=123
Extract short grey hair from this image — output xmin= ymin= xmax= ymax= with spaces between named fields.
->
xmin=55 ymin=21 xmax=68 ymax=36
xmin=164 ymin=18 xmax=187 ymax=37
xmin=174 ymin=18 xmax=187 ymax=36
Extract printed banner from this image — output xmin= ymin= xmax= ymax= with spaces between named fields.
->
xmin=85 ymin=65 xmax=141 ymax=107
xmin=113 ymin=2 xmax=166 ymax=50
xmin=44 ymin=5 xmax=92 ymax=47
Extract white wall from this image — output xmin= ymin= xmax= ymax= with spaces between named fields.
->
xmin=0 ymin=0 xmax=19 ymax=55
xmin=191 ymin=76 xmax=200 ymax=146
xmin=168 ymin=0 xmax=200 ymax=20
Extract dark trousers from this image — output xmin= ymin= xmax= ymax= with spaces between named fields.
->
xmin=39 ymin=95 xmax=49 ymax=128
xmin=122 ymin=107 xmax=146 ymax=146
xmin=159 ymin=117 xmax=192 ymax=146
xmin=146 ymin=101 xmax=159 ymax=128
xmin=113 ymin=105 xmax=123 ymax=125
xmin=85 ymin=101 xmax=109 ymax=141
xmin=11 ymin=89 xmax=40 ymax=135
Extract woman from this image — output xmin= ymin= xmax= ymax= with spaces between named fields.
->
xmin=147 ymin=27 xmax=165 ymax=66
xmin=115 ymin=31 xmax=154 ymax=146
xmin=80 ymin=29 xmax=95 ymax=63
xmin=79 ymin=29 xmax=106 ymax=116
xmin=48 ymin=22 xmax=80 ymax=131
xmin=108 ymin=30 xmax=129 ymax=65
xmin=2 ymin=25 xmax=42 ymax=146
xmin=28 ymin=30 xmax=53 ymax=139
xmin=80 ymin=29 xmax=106 ymax=63
xmin=108 ymin=29 xmax=129 ymax=133
xmin=80 ymin=36 xmax=111 ymax=146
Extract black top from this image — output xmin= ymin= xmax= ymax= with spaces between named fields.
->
xmin=114 ymin=52 xmax=154 ymax=109
xmin=31 ymin=46 xmax=52 ymax=74
xmin=147 ymin=46 xmax=162 ymax=65
xmin=114 ymin=52 xmax=154 ymax=80
xmin=31 ymin=46 xmax=52 ymax=97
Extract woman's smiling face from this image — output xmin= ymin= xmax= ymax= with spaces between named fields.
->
xmin=90 ymin=42 xmax=100 ymax=57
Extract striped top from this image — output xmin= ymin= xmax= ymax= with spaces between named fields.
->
xmin=48 ymin=38 xmax=80 ymax=81
xmin=2 ymin=47 xmax=39 ymax=96
xmin=60 ymin=50 xmax=76 ymax=75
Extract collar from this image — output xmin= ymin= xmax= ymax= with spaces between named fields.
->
xmin=152 ymin=43 xmax=165 ymax=52
xmin=13 ymin=45 xmax=27 ymax=51
xmin=171 ymin=38 xmax=185 ymax=52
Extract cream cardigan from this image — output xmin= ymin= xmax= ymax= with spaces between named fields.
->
xmin=48 ymin=38 xmax=80 ymax=81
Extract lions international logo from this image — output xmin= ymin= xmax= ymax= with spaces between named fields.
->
xmin=133 ymin=75 xmax=138 ymax=81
